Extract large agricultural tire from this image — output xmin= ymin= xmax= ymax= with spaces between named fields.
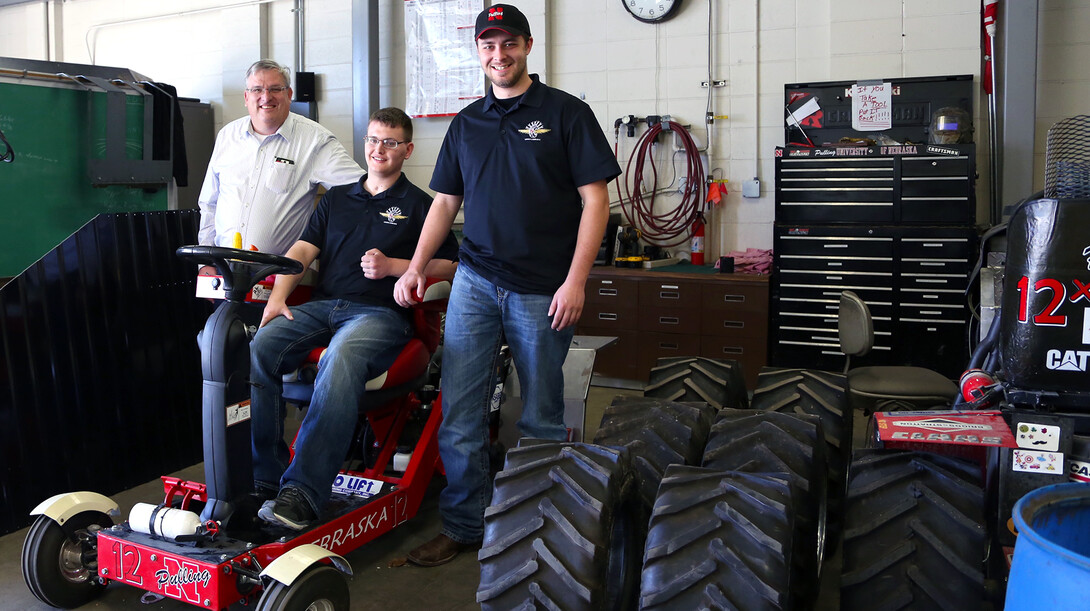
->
xmin=840 ymin=450 xmax=988 ymax=610
xmin=593 ymin=396 xmax=717 ymax=511
xmin=751 ymin=367 xmax=850 ymax=543
xmin=477 ymin=440 xmax=640 ymax=610
xmin=639 ymin=466 xmax=796 ymax=610
xmin=644 ymin=357 xmax=749 ymax=410
xmin=701 ymin=409 xmax=827 ymax=601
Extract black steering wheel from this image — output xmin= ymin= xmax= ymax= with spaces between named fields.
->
xmin=176 ymin=245 xmax=304 ymax=302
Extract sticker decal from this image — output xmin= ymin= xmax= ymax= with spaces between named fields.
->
xmin=226 ymin=401 xmax=251 ymax=427
xmin=1070 ymin=459 xmax=1090 ymax=483
xmin=1015 ymin=422 xmax=1060 ymax=451
xmin=332 ymin=474 xmax=383 ymax=497
xmin=1012 ymin=449 xmax=1063 ymax=474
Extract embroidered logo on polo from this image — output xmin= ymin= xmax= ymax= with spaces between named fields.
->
xmin=518 ymin=121 xmax=552 ymax=141
xmin=380 ymin=207 xmax=407 ymax=225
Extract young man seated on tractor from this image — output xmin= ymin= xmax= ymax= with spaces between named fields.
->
xmin=249 ymin=107 xmax=459 ymax=530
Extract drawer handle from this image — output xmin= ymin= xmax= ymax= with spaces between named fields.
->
xmin=661 ymin=284 xmax=679 ymax=290
xmin=827 ymin=262 xmax=843 ymax=267
xmin=723 ymin=294 xmax=745 ymax=303
xmin=659 ymin=316 xmax=680 ymax=325
xmin=660 ymin=291 xmax=680 ymax=299
xmin=919 ymin=262 xmax=946 ymax=267
xmin=659 ymin=342 xmax=679 ymax=350
xmin=599 ymin=288 xmax=618 ymax=296
xmin=922 ymin=243 xmax=942 ymax=247
xmin=721 ymin=346 xmax=744 ymax=355
xmin=598 ymin=313 xmax=618 ymax=321
xmin=827 ymin=275 xmax=843 ymax=281
xmin=823 ymin=244 xmax=849 ymax=248
xmin=921 ymin=310 xmax=941 ymax=315
xmin=723 ymin=320 xmax=745 ymax=329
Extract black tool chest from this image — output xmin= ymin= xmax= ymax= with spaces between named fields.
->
xmin=770 ymin=144 xmax=978 ymax=377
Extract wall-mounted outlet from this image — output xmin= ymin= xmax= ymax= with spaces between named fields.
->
xmin=742 ymin=179 xmax=760 ymax=198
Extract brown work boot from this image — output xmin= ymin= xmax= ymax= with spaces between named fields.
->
xmin=406 ymin=533 xmax=475 ymax=567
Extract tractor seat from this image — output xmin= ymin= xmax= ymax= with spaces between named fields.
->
xmin=282 ymin=280 xmax=451 ymax=408
xmin=839 ymin=291 xmax=959 ymax=413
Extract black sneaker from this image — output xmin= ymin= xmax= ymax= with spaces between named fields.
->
xmin=258 ymin=487 xmax=317 ymax=530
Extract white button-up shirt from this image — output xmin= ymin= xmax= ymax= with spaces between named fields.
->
xmin=197 ymin=112 xmax=364 ymax=255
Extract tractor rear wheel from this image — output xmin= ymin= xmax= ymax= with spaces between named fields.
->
xmin=477 ymin=440 xmax=640 ymax=610
xmin=644 ymin=357 xmax=748 ymax=410
xmin=639 ymin=466 xmax=796 ymax=610
xmin=701 ymin=409 xmax=827 ymax=600
xmin=593 ymin=396 xmax=716 ymax=511
xmin=840 ymin=450 xmax=987 ymax=610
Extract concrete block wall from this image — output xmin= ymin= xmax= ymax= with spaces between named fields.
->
xmin=0 ymin=0 xmax=1086 ymax=255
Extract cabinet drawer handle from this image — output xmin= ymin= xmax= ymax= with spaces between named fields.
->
xmin=922 ymin=243 xmax=942 ymax=247
xmin=920 ymin=310 xmax=941 ymax=315
xmin=919 ymin=262 xmax=946 ymax=267
xmin=659 ymin=342 xmax=679 ymax=350
xmin=659 ymin=316 xmax=680 ymax=325
xmin=722 ymin=294 xmax=745 ymax=303
xmin=599 ymin=288 xmax=618 ymax=296
xmin=723 ymin=320 xmax=744 ymax=329
xmin=824 ymin=244 xmax=848 ymax=248
xmin=598 ymin=313 xmax=618 ymax=321
xmin=660 ymin=291 xmax=680 ymax=299
xmin=721 ymin=346 xmax=743 ymax=355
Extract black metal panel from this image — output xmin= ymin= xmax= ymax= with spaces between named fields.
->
xmin=0 ymin=211 xmax=211 ymax=535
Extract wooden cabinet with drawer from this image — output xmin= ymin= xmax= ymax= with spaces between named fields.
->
xmin=578 ymin=267 xmax=769 ymax=388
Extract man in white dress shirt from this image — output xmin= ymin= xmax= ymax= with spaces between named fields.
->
xmin=196 ymin=60 xmax=363 ymax=273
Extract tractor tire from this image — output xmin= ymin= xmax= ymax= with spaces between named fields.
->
xmin=701 ymin=409 xmax=827 ymax=600
xmin=639 ymin=466 xmax=796 ymax=610
xmin=751 ymin=367 xmax=850 ymax=544
xmin=840 ymin=450 xmax=987 ymax=610
xmin=477 ymin=441 xmax=640 ymax=610
xmin=22 ymin=511 xmax=112 ymax=609
xmin=593 ymin=396 xmax=717 ymax=511
xmin=644 ymin=357 xmax=749 ymax=410
xmin=255 ymin=564 xmax=349 ymax=611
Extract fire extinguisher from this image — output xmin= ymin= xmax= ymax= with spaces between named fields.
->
xmin=691 ymin=218 xmax=705 ymax=266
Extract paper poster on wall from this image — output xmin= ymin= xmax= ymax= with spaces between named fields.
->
xmin=851 ymin=82 xmax=892 ymax=131
xmin=405 ymin=0 xmax=484 ymax=118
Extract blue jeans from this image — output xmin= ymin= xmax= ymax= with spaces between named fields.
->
xmin=250 ymin=299 xmax=411 ymax=515
xmin=438 ymin=265 xmax=574 ymax=544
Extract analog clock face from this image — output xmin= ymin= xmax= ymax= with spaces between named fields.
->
xmin=622 ymin=0 xmax=682 ymax=24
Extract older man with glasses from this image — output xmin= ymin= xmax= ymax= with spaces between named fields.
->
xmin=196 ymin=59 xmax=363 ymax=268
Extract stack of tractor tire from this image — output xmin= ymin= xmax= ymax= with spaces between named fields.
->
xmin=475 ymin=357 xmax=993 ymax=610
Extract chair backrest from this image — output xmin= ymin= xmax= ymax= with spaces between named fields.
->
xmin=839 ymin=291 xmax=874 ymax=360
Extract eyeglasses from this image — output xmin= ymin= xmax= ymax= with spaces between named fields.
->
xmin=364 ymin=136 xmax=408 ymax=150
xmin=245 ymin=86 xmax=288 ymax=95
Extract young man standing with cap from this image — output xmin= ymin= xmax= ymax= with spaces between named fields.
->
xmin=394 ymin=4 xmax=621 ymax=566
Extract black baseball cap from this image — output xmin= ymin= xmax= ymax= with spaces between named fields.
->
xmin=475 ymin=4 xmax=531 ymax=40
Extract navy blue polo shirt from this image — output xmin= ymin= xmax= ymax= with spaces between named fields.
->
xmin=300 ymin=173 xmax=459 ymax=309
xmin=430 ymin=74 xmax=621 ymax=294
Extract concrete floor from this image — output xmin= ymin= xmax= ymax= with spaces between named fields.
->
xmin=0 ymin=386 xmax=638 ymax=611
xmin=0 ymin=383 xmax=851 ymax=610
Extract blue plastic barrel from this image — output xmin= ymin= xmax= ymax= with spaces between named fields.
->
xmin=1006 ymin=482 xmax=1090 ymax=610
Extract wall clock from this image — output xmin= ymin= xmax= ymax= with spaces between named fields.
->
xmin=622 ymin=0 xmax=682 ymax=24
